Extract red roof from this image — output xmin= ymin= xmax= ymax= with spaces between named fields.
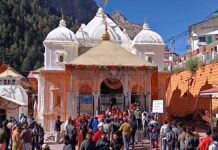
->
xmin=164 ymin=59 xmax=171 ymax=62
xmin=164 ymin=51 xmax=172 ymax=54
xmin=200 ymin=87 xmax=218 ymax=94
xmin=0 ymin=64 xmax=9 ymax=74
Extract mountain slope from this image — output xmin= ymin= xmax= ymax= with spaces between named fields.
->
xmin=0 ymin=0 xmax=97 ymax=75
xmin=112 ymin=11 xmax=142 ymax=39
xmin=47 ymin=0 xmax=98 ymax=24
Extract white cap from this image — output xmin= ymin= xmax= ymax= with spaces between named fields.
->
xmin=98 ymin=122 xmax=104 ymax=128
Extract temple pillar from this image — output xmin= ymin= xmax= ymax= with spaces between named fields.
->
xmin=128 ymin=92 xmax=131 ymax=108
xmin=66 ymin=92 xmax=73 ymax=117
xmin=37 ymin=76 xmax=44 ymax=126
xmin=71 ymin=92 xmax=79 ymax=118
xmin=93 ymin=92 xmax=100 ymax=116
xmin=124 ymin=74 xmax=129 ymax=108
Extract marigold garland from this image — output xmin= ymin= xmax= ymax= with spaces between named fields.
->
xmin=69 ymin=64 xmax=157 ymax=71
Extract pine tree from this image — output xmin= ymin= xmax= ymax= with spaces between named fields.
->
xmin=0 ymin=0 xmax=97 ymax=75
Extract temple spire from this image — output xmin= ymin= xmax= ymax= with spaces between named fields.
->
xmin=59 ymin=8 xmax=66 ymax=27
xmin=102 ymin=11 xmax=110 ymax=41
xmin=143 ymin=17 xmax=150 ymax=30
xmin=61 ymin=8 xmax=64 ymax=20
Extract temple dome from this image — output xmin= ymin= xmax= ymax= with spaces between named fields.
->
xmin=133 ymin=22 xmax=164 ymax=45
xmin=76 ymin=24 xmax=89 ymax=40
xmin=121 ymin=29 xmax=131 ymax=42
xmin=45 ymin=20 xmax=77 ymax=41
xmin=83 ymin=7 xmax=122 ymax=43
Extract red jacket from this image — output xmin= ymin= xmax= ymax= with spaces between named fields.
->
xmin=199 ymin=135 xmax=212 ymax=150
xmin=92 ymin=130 xmax=102 ymax=143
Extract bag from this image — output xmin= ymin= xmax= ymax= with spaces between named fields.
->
xmin=172 ymin=128 xmax=178 ymax=140
xmin=166 ymin=131 xmax=174 ymax=145
xmin=186 ymin=136 xmax=195 ymax=149
xmin=193 ymin=136 xmax=199 ymax=147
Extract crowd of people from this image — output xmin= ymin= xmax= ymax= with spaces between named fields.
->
xmin=0 ymin=103 xmax=218 ymax=150
xmin=54 ymin=104 xmax=144 ymax=150
xmin=55 ymin=102 xmax=218 ymax=150
xmin=0 ymin=113 xmax=50 ymax=150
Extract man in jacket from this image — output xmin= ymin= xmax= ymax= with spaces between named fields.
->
xmin=80 ymin=131 xmax=96 ymax=150
xmin=209 ymin=133 xmax=218 ymax=150
xmin=160 ymin=120 xmax=168 ymax=150
xmin=165 ymin=126 xmax=175 ymax=150
xmin=54 ymin=116 xmax=64 ymax=143
xmin=199 ymin=128 xmax=212 ymax=150
xmin=92 ymin=122 xmax=104 ymax=143
xmin=66 ymin=120 xmax=77 ymax=150
xmin=119 ymin=118 xmax=132 ymax=150
xmin=96 ymin=132 xmax=110 ymax=150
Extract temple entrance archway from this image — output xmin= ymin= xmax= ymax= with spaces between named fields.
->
xmin=79 ymin=85 xmax=94 ymax=115
xmin=131 ymin=85 xmax=145 ymax=110
xmin=100 ymin=78 xmax=124 ymax=113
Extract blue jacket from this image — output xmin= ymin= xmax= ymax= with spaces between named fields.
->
xmin=92 ymin=119 xmax=99 ymax=133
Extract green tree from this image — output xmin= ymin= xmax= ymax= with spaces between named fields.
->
xmin=185 ymin=58 xmax=202 ymax=73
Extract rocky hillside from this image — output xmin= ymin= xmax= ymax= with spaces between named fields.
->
xmin=112 ymin=11 xmax=142 ymax=39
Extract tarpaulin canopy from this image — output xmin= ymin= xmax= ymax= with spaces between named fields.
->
xmin=200 ymin=87 xmax=218 ymax=98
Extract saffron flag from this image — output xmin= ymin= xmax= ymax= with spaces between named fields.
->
xmin=105 ymin=0 xmax=109 ymax=5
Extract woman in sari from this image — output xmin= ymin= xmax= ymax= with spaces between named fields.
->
xmin=12 ymin=126 xmax=21 ymax=150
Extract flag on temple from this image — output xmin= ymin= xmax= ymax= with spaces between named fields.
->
xmin=105 ymin=0 xmax=109 ymax=5
xmin=96 ymin=0 xmax=109 ymax=6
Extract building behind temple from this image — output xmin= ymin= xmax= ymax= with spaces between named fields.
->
xmin=175 ymin=9 xmax=218 ymax=68
xmin=0 ymin=65 xmax=30 ymax=121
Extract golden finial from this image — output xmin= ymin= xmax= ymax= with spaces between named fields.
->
xmin=61 ymin=8 xmax=64 ymax=20
xmin=102 ymin=11 xmax=110 ymax=41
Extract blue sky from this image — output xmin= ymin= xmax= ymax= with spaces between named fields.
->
xmin=98 ymin=0 xmax=218 ymax=55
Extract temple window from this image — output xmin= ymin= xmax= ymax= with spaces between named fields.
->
xmin=12 ymin=79 xmax=16 ymax=85
xmin=215 ymin=46 xmax=217 ymax=52
xmin=3 ymin=80 xmax=7 ymax=85
xmin=199 ymin=36 xmax=206 ymax=42
xmin=148 ymin=57 xmax=153 ymax=63
xmin=59 ymin=55 xmax=64 ymax=62
xmin=216 ymin=34 xmax=218 ymax=40
xmin=54 ymin=95 xmax=61 ymax=107
xmin=56 ymin=51 xmax=66 ymax=63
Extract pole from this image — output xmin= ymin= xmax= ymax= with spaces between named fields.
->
xmin=150 ymin=132 xmax=152 ymax=150
xmin=210 ymin=97 xmax=213 ymax=134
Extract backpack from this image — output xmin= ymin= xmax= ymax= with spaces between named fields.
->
xmin=112 ymin=123 xmax=120 ymax=133
xmin=186 ymin=135 xmax=195 ymax=149
xmin=193 ymin=135 xmax=199 ymax=147
xmin=211 ymin=142 xmax=218 ymax=149
xmin=130 ymin=121 xmax=137 ymax=131
xmin=166 ymin=131 xmax=174 ymax=145
xmin=172 ymin=127 xmax=179 ymax=140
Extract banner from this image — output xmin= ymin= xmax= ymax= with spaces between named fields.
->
xmin=80 ymin=96 xmax=93 ymax=115
xmin=152 ymin=100 xmax=164 ymax=114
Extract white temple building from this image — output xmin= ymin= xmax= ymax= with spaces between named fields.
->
xmin=0 ymin=66 xmax=28 ymax=121
xmin=43 ymin=7 xmax=165 ymax=71
xmin=33 ymin=7 xmax=166 ymax=128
